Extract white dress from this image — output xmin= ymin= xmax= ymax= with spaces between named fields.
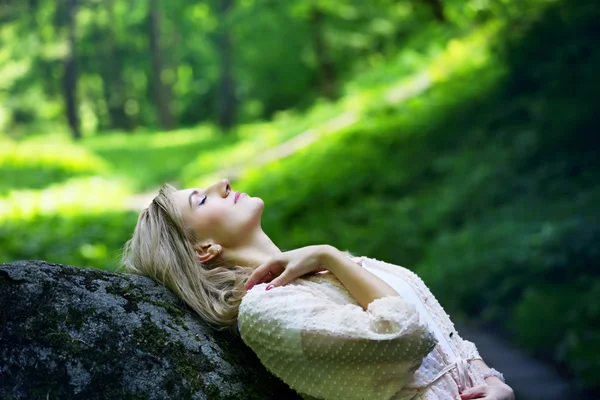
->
xmin=238 ymin=256 xmax=488 ymax=400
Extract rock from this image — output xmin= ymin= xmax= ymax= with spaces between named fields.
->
xmin=0 ymin=260 xmax=301 ymax=400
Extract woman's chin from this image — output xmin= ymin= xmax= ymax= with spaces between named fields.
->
xmin=251 ymin=196 xmax=265 ymax=208
xmin=254 ymin=197 xmax=266 ymax=216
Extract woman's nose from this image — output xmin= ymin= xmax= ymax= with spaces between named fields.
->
xmin=206 ymin=179 xmax=230 ymax=196
xmin=214 ymin=178 xmax=230 ymax=196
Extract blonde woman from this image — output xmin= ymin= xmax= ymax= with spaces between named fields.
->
xmin=122 ymin=178 xmax=514 ymax=400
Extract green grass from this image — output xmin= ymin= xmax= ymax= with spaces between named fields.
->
xmin=82 ymin=125 xmax=228 ymax=191
xmin=0 ymin=210 xmax=138 ymax=270
xmin=0 ymin=136 xmax=109 ymax=194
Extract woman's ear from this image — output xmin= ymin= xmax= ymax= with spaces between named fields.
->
xmin=195 ymin=243 xmax=223 ymax=264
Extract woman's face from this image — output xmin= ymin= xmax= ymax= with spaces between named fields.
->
xmin=174 ymin=179 xmax=264 ymax=247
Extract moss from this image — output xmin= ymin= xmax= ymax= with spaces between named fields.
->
xmin=8 ymin=278 xmax=129 ymax=398
xmin=43 ymin=329 xmax=71 ymax=348
xmin=66 ymin=306 xmax=93 ymax=330
xmin=149 ymin=299 xmax=187 ymax=324
xmin=205 ymin=329 xmax=241 ymax=368
xmin=21 ymin=310 xmax=144 ymax=399
xmin=105 ymin=280 xmax=188 ymax=328
xmin=57 ymin=265 xmax=111 ymax=292
xmin=2 ymin=261 xmax=298 ymax=399
xmin=105 ymin=281 xmax=144 ymax=313
xmin=133 ymin=316 xmax=214 ymax=397
xmin=204 ymin=384 xmax=225 ymax=399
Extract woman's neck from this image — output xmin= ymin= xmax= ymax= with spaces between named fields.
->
xmin=223 ymin=230 xmax=281 ymax=269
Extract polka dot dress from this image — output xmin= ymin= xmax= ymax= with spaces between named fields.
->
xmin=238 ymin=257 xmax=486 ymax=400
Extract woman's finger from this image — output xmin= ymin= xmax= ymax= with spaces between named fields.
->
xmin=244 ymin=259 xmax=283 ymax=290
xmin=460 ymin=385 xmax=488 ymax=399
xmin=268 ymin=269 xmax=293 ymax=288
xmin=244 ymin=264 xmax=272 ymax=290
xmin=263 ymin=271 xmax=276 ymax=284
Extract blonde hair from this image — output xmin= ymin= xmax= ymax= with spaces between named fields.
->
xmin=119 ymin=184 xmax=252 ymax=334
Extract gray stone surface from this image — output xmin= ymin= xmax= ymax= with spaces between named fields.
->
xmin=0 ymin=260 xmax=301 ymax=400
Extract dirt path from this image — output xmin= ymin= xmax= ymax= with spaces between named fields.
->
xmin=456 ymin=324 xmax=573 ymax=399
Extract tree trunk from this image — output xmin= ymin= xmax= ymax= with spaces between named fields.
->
xmin=310 ymin=6 xmax=335 ymax=100
xmin=102 ymin=0 xmax=133 ymax=131
xmin=28 ymin=0 xmax=39 ymax=28
xmin=148 ymin=0 xmax=174 ymax=130
xmin=423 ymin=0 xmax=446 ymax=23
xmin=63 ymin=0 xmax=81 ymax=140
xmin=217 ymin=0 xmax=236 ymax=130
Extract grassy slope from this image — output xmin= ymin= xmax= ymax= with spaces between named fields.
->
xmin=230 ymin=1 xmax=600 ymax=391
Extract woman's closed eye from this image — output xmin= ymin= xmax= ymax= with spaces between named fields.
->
xmin=198 ymin=196 xmax=207 ymax=206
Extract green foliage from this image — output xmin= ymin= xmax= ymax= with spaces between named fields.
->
xmin=0 ymin=0 xmax=598 ymax=393
xmin=0 ymin=0 xmax=464 ymax=134
xmin=232 ymin=20 xmax=505 ymax=259
xmin=0 ymin=137 xmax=134 ymax=270
xmin=227 ymin=0 xmax=599 ymax=390
xmin=0 ymin=211 xmax=138 ymax=270
xmin=0 ymin=175 xmax=134 ymax=270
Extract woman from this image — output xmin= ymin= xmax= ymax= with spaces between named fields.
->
xmin=122 ymin=179 xmax=514 ymax=400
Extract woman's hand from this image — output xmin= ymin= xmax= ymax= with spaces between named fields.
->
xmin=244 ymin=245 xmax=330 ymax=291
xmin=459 ymin=381 xmax=515 ymax=400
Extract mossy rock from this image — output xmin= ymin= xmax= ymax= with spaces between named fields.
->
xmin=0 ymin=260 xmax=300 ymax=400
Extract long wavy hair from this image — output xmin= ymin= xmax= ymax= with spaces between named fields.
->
xmin=119 ymin=184 xmax=253 ymax=335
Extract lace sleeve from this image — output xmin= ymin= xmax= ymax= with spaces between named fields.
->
xmin=238 ymin=282 xmax=437 ymax=400
xmin=460 ymin=338 xmax=482 ymax=360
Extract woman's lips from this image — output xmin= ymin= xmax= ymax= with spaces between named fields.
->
xmin=235 ymin=192 xmax=247 ymax=203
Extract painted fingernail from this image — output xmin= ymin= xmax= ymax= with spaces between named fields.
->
xmin=265 ymin=284 xmax=274 ymax=291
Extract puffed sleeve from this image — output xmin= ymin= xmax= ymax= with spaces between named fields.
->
xmin=238 ymin=281 xmax=437 ymax=400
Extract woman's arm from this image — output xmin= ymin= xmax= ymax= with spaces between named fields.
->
xmin=244 ymin=244 xmax=400 ymax=310
xmin=472 ymin=359 xmax=505 ymax=386
xmin=319 ymin=245 xmax=400 ymax=310
xmin=460 ymin=358 xmax=514 ymax=400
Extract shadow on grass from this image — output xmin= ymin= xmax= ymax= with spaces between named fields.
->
xmin=0 ymin=165 xmax=90 ymax=195
xmin=85 ymin=128 xmax=236 ymax=191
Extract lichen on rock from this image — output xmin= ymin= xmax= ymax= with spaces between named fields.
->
xmin=0 ymin=260 xmax=300 ymax=400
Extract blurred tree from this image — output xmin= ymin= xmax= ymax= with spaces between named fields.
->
xmin=27 ymin=0 xmax=39 ymax=28
xmin=148 ymin=0 xmax=175 ymax=130
xmin=216 ymin=0 xmax=237 ymax=130
xmin=0 ymin=0 xmax=454 ymax=134
xmin=63 ymin=0 xmax=81 ymax=140
xmin=421 ymin=0 xmax=445 ymax=22
xmin=99 ymin=0 xmax=132 ymax=131
xmin=310 ymin=4 xmax=335 ymax=99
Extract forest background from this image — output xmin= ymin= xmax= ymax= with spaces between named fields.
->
xmin=1 ymin=0 xmax=598 ymax=395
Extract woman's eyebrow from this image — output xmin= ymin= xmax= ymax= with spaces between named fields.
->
xmin=188 ymin=190 xmax=199 ymax=208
